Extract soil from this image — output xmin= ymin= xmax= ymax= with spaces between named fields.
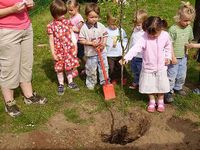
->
xmin=0 ymin=103 xmax=200 ymax=150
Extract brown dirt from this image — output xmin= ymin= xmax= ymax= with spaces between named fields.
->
xmin=0 ymin=104 xmax=200 ymax=150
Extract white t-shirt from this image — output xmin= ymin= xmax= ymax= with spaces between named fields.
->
xmin=106 ymin=27 xmax=127 ymax=57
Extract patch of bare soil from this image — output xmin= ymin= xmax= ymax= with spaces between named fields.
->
xmin=0 ymin=104 xmax=200 ymax=150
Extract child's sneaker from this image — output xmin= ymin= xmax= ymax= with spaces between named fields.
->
xmin=24 ymin=92 xmax=47 ymax=105
xmin=164 ymin=92 xmax=174 ymax=103
xmin=68 ymin=82 xmax=80 ymax=91
xmin=129 ymin=83 xmax=138 ymax=89
xmin=58 ymin=84 xmax=64 ymax=95
xmin=174 ymin=89 xmax=187 ymax=96
xmin=5 ymin=100 xmax=21 ymax=117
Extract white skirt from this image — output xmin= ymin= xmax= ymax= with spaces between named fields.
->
xmin=139 ymin=69 xmax=170 ymax=94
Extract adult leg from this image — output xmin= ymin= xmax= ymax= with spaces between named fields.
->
xmin=20 ymin=25 xmax=47 ymax=104
xmin=0 ymin=29 xmax=22 ymax=117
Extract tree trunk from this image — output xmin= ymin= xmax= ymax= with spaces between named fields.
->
xmin=193 ymin=0 xmax=200 ymax=41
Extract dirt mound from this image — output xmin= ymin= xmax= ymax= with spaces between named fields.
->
xmin=0 ymin=105 xmax=200 ymax=150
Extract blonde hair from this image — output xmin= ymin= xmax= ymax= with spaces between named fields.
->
xmin=174 ymin=1 xmax=195 ymax=23
xmin=133 ymin=9 xmax=148 ymax=25
xmin=107 ymin=13 xmax=118 ymax=26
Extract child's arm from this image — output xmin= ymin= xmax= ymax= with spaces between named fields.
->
xmin=171 ymin=48 xmax=178 ymax=64
xmin=72 ymin=21 xmax=84 ymax=33
xmin=186 ymin=43 xmax=200 ymax=49
xmin=48 ymin=34 xmax=58 ymax=61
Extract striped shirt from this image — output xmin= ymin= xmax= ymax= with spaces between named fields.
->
xmin=168 ymin=24 xmax=193 ymax=58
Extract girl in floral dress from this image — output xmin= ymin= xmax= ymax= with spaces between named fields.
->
xmin=47 ymin=0 xmax=79 ymax=95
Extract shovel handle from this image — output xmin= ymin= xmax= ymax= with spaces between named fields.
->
xmin=96 ymin=48 xmax=109 ymax=85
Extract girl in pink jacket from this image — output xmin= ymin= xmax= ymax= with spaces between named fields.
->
xmin=123 ymin=16 xmax=172 ymax=113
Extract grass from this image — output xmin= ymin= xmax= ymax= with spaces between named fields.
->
xmin=0 ymin=0 xmax=199 ymax=133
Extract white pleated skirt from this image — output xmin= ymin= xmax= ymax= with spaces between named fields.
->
xmin=139 ymin=69 xmax=170 ymax=94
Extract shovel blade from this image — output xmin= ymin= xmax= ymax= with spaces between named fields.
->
xmin=103 ymin=83 xmax=116 ymax=100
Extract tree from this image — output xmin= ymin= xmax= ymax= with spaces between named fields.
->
xmin=193 ymin=0 xmax=200 ymax=41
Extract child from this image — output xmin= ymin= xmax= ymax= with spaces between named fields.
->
xmin=121 ymin=16 xmax=172 ymax=112
xmin=185 ymin=42 xmax=200 ymax=95
xmin=106 ymin=13 xmax=128 ymax=85
xmin=79 ymin=3 xmax=109 ymax=90
xmin=47 ymin=0 xmax=80 ymax=95
xmin=128 ymin=9 xmax=148 ymax=89
xmin=67 ymin=0 xmax=85 ymax=73
xmin=165 ymin=1 xmax=195 ymax=103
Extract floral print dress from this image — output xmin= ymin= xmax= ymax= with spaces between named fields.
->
xmin=47 ymin=17 xmax=79 ymax=75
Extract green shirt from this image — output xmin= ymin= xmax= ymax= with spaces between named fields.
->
xmin=168 ymin=24 xmax=193 ymax=58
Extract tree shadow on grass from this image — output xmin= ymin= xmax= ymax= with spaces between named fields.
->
xmin=42 ymin=58 xmax=57 ymax=84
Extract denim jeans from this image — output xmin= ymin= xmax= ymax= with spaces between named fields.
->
xmin=131 ymin=57 xmax=142 ymax=85
xmin=85 ymin=52 xmax=109 ymax=88
xmin=167 ymin=56 xmax=187 ymax=92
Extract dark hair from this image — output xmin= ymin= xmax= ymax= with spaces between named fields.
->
xmin=85 ymin=2 xmax=100 ymax=16
xmin=142 ymin=16 xmax=168 ymax=35
xmin=50 ymin=0 xmax=67 ymax=19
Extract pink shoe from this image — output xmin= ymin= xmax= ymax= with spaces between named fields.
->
xmin=157 ymin=102 xmax=165 ymax=112
xmin=147 ymin=102 xmax=156 ymax=113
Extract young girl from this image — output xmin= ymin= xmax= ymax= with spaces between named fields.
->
xmin=128 ymin=9 xmax=148 ymax=89
xmin=67 ymin=0 xmax=85 ymax=71
xmin=47 ymin=0 xmax=80 ymax=95
xmin=106 ymin=13 xmax=128 ymax=85
xmin=165 ymin=1 xmax=195 ymax=103
xmin=79 ymin=3 xmax=109 ymax=90
xmin=121 ymin=16 xmax=172 ymax=113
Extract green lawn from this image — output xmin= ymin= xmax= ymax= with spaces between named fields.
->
xmin=0 ymin=0 xmax=199 ymax=133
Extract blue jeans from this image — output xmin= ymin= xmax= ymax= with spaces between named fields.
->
xmin=167 ymin=56 xmax=187 ymax=92
xmin=131 ymin=57 xmax=142 ymax=85
xmin=85 ymin=52 xmax=109 ymax=88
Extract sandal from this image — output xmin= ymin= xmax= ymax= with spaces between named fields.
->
xmin=157 ymin=102 xmax=165 ymax=112
xmin=147 ymin=102 xmax=156 ymax=113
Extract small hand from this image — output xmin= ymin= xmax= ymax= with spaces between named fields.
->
xmin=171 ymin=56 xmax=178 ymax=64
xmin=119 ymin=59 xmax=127 ymax=65
xmin=52 ymin=53 xmax=59 ymax=61
xmin=185 ymin=43 xmax=194 ymax=49
xmin=165 ymin=58 xmax=170 ymax=65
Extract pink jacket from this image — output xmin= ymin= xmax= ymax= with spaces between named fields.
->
xmin=124 ymin=31 xmax=172 ymax=72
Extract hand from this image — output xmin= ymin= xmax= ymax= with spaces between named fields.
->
xmin=165 ymin=58 xmax=170 ymax=65
xmin=119 ymin=58 xmax=127 ymax=65
xmin=92 ymin=40 xmax=99 ymax=48
xmin=96 ymin=43 xmax=105 ymax=52
xmin=25 ymin=0 xmax=35 ymax=8
xmin=12 ymin=2 xmax=26 ymax=13
xmin=185 ymin=43 xmax=194 ymax=49
xmin=171 ymin=56 xmax=178 ymax=64
xmin=52 ymin=53 xmax=59 ymax=61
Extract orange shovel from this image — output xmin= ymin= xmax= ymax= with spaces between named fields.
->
xmin=96 ymin=48 xmax=116 ymax=100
